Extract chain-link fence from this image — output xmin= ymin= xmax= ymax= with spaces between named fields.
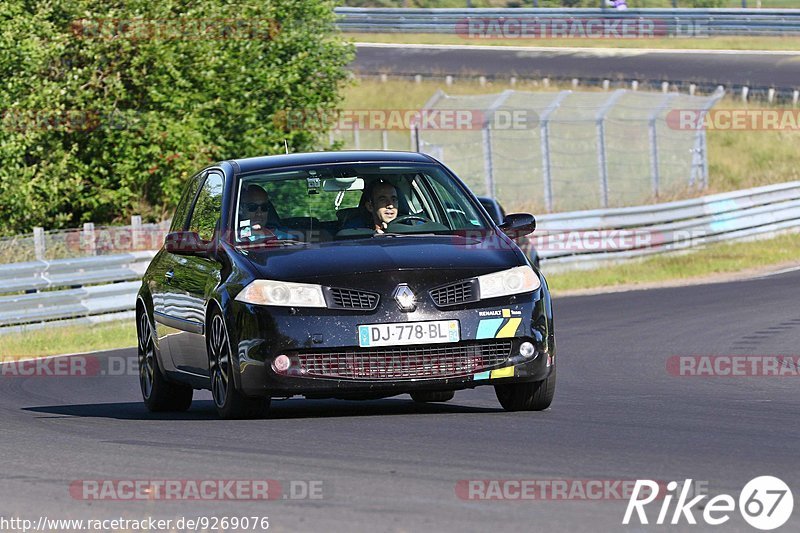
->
xmin=332 ymin=88 xmax=723 ymax=213
xmin=0 ymin=217 xmax=170 ymax=264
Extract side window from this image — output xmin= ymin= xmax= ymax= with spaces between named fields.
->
xmin=427 ymin=176 xmax=483 ymax=229
xmin=169 ymin=173 xmax=204 ymax=232
xmin=188 ymin=173 xmax=225 ymax=241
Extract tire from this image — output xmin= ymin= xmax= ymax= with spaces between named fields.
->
xmin=494 ymin=362 xmax=556 ymax=412
xmin=207 ymin=310 xmax=270 ymax=420
xmin=137 ymin=310 xmax=193 ymax=412
xmin=411 ymin=391 xmax=455 ymax=403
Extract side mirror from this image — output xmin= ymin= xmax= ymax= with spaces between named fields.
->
xmin=165 ymin=231 xmax=210 ymax=256
xmin=499 ymin=213 xmax=536 ymax=239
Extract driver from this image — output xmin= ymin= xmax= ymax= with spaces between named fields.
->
xmin=364 ymin=179 xmax=398 ymax=234
xmin=239 ymin=184 xmax=280 ymax=239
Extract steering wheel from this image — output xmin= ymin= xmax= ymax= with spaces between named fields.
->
xmin=389 ymin=214 xmax=431 ymax=227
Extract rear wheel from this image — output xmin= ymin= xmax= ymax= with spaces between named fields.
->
xmin=208 ymin=311 xmax=270 ymax=419
xmin=137 ymin=310 xmax=193 ymax=412
xmin=411 ymin=391 xmax=455 ymax=403
xmin=495 ymin=362 xmax=556 ymax=412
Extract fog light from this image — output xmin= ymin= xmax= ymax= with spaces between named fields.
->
xmin=519 ymin=342 xmax=536 ymax=359
xmin=272 ymin=354 xmax=291 ymax=373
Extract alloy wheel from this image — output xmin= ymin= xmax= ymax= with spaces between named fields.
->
xmin=137 ymin=312 xmax=155 ymax=399
xmin=209 ymin=314 xmax=230 ymax=408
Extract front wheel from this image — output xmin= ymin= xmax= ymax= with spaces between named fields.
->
xmin=207 ymin=311 xmax=270 ymax=419
xmin=495 ymin=362 xmax=556 ymax=412
xmin=138 ymin=310 xmax=193 ymax=412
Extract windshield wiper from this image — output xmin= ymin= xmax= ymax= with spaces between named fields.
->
xmin=237 ymin=239 xmax=309 ymax=249
xmin=373 ymin=232 xmax=438 ymax=238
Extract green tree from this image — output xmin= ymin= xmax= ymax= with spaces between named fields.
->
xmin=0 ymin=0 xmax=353 ymax=234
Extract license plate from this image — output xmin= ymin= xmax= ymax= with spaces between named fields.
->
xmin=358 ymin=320 xmax=460 ymax=348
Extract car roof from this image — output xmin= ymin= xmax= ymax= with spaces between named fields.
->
xmin=227 ymin=151 xmax=436 ymax=174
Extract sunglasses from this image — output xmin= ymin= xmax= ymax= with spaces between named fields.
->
xmin=244 ymin=202 xmax=271 ymax=212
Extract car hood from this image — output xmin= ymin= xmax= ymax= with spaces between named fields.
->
xmin=236 ymin=234 xmax=523 ymax=282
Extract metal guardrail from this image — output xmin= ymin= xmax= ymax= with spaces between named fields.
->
xmin=534 ymin=180 xmax=800 ymax=270
xmin=0 ymin=251 xmax=154 ymax=332
xmin=2 ymin=181 xmax=799 ymax=331
xmin=336 ymin=7 xmax=800 ymax=37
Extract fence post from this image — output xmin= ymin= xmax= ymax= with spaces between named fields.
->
xmin=691 ymin=87 xmax=725 ymax=188
xmin=83 ymin=222 xmax=96 ymax=256
xmin=539 ymin=91 xmax=572 ymax=213
xmin=481 ymin=90 xmax=515 ymax=198
xmin=595 ymin=90 xmax=626 ymax=209
xmin=381 ymin=130 xmax=388 ymax=150
xmin=131 ymin=215 xmax=143 ymax=251
xmin=353 ymin=122 xmax=360 ymax=150
xmin=413 ymin=89 xmax=446 ymax=154
xmin=648 ymin=93 xmax=677 ymax=199
xmin=33 ymin=227 xmax=46 ymax=261
xmin=481 ymin=128 xmax=495 ymax=198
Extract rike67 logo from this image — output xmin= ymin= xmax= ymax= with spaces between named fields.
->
xmin=623 ymin=476 xmax=794 ymax=530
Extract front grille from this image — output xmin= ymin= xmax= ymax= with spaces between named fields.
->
xmin=429 ymin=280 xmax=478 ymax=307
xmin=295 ymin=340 xmax=512 ymax=380
xmin=326 ymin=287 xmax=379 ymax=311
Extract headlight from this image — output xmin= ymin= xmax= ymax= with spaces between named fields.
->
xmin=235 ymin=280 xmax=326 ymax=308
xmin=477 ymin=265 xmax=540 ymax=299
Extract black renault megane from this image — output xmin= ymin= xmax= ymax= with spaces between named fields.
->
xmin=136 ymin=151 xmax=556 ymax=418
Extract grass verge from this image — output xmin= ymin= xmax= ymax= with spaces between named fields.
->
xmin=0 ymin=319 xmax=136 ymax=359
xmin=546 ymin=232 xmax=800 ymax=294
xmin=348 ymin=33 xmax=800 ymax=52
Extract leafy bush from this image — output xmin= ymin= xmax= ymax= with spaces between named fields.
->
xmin=0 ymin=0 xmax=353 ymax=234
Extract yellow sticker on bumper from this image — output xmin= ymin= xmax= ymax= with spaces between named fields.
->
xmin=496 ymin=318 xmax=522 ymax=338
xmin=490 ymin=366 xmax=515 ymax=379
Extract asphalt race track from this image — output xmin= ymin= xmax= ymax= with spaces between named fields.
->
xmin=352 ymin=43 xmax=800 ymax=91
xmin=1 ymin=271 xmax=799 ymax=532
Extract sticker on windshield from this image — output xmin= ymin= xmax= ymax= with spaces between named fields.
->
xmin=307 ymin=176 xmax=321 ymax=195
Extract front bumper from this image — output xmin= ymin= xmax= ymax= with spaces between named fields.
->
xmin=228 ymin=292 xmax=554 ymax=398
xmin=238 ymin=340 xmax=553 ymax=398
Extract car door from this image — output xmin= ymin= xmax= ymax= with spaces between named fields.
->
xmin=151 ymin=171 xmax=205 ymax=371
xmin=162 ymin=171 xmax=225 ymax=375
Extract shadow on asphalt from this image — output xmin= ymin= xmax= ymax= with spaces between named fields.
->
xmin=23 ymin=398 xmax=502 ymax=420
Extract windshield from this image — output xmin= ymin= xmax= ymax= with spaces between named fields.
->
xmin=234 ymin=163 xmax=490 ymax=245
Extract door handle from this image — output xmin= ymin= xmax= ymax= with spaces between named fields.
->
xmin=165 ymin=270 xmax=175 ymax=283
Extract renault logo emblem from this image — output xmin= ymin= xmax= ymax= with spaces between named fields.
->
xmin=393 ymin=284 xmax=416 ymax=312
